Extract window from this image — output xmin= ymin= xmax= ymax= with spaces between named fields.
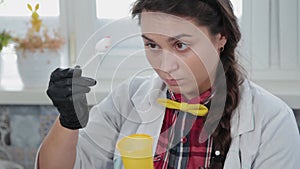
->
xmin=0 ymin=0 xmax=61 ymax=34
xmin=0 ymin=0 xmax=64 ymax=89
xmin=96 ymin=0 xmax=242 ymax=19
xmin=0 ymin=0 xmax=59 ymax=16
xmin=93 ymin=0 xmax=243 ymax=47
xmin=96 ymin=0 xmax=136 ymax=19
xmin=231 ymin=0 xmax=243 ymax=19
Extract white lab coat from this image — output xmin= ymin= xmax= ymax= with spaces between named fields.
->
xmin=35 ymin=74 xmax=300 ymax=169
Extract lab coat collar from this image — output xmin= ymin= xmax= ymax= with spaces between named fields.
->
xmin=113 ymin=75 xmax=167 ymax=164
xmin=231 ymin=80 xmax=255 ymax=137
xmin=130 ymin=74 xmax=167 ymax=156
xmin=131 ymin=74 xmax=167 ymax=122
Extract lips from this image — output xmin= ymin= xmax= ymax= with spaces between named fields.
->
xmin=164 ymin=78 xmax=181 ymax=86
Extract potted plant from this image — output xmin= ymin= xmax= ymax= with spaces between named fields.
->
xmin=0 ymin=30 xmax=11 ymax=52
xmin=13 ymin=3 xmax=65 ymax=88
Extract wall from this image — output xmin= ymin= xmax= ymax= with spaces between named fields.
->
xmin=0 ymin=105 xmax=58 ymax=169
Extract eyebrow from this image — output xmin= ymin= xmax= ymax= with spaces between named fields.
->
xmin=168 ymin=34 xmax=192 ymax=42
xmin=141 ymin=33 xmax=192 ymax=42
xmin=141 ymin=34 xmax=154 ymax=42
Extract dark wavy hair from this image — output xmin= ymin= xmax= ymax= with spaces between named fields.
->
xmin=132 ymin=0 xmax=243 ymax=168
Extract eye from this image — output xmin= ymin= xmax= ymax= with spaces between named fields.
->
xmin=145 ymin=42 xmax=160 ymax=50
xmin=175 ymin=42 xmax=189 ymax=51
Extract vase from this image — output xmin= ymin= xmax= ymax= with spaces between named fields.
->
xmin=16 ymin=49 xmax=61 ymax=88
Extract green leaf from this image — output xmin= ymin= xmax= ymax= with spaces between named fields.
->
xmin=35 ymin=3 xmax=39 ymax=11
xmin=27 ymin=4 xmax=33 ymax=11
xmin=0 ymin=30 xmax=12 ymax=51
xmin=3 ymin=38 xmax=9 ymax=46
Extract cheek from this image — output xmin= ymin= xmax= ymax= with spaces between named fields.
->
xmin=191 ymin=44 xmax=220 ymax=77
xmin=146 ymin=53 xmax=161 ymax=70
xmin=184 ymin=56 xmax=209 ymax=79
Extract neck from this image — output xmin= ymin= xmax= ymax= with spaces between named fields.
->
xmin=184 ymin=79 xmax=212 ymax=100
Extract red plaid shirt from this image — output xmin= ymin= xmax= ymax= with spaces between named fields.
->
xmin=154 ymin=89 xmax=213 ymax=169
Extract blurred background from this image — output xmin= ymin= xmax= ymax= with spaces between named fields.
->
xmin=0 ymin=0 xmax=299 ymax=168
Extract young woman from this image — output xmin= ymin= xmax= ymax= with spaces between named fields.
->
xmin=36 ymin=0 xmax=300 ymax=169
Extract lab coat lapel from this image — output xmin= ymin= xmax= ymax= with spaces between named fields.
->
xmin=132 ymin=76 xmax=167 ymax=156
xmin=236 ymin=80 xmax=255 ymax=136
xmin=224 ymin=80 xmax=255 ymax=169
xmin=113 ymin=75 xmax=167 ymax=164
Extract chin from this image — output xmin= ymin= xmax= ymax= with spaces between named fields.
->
xmin=167 ymin=86 xmax=189 ymax=95
xmin=167 ymin=86 xmax=182 ymax=94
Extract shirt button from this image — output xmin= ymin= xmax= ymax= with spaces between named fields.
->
xmin=181 ymin=137 xmax=187 ymax=143
xmin=154 ymin=155 xmax=162 ymax=162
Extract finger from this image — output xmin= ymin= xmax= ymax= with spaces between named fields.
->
xmin=74 ymin=65 xmax=81 ymax=69
xmin=53 ymin=77 xmax=96 ymax=87
xmin=68 ymin=85 xmax=91 ymax=97
xmin=47 ymin=86 xmax=72 ymax=98
xmin=73 ymin=65 xmax=82 ymax=78
xmin=49 ymin=96 xmax=72 ymax=108
xmin=53 ymin=78 xmax=72 ymax=87
xmin=48 ymin=84 xmax=91 ymax=98
xmin=50 ymin=67 xmax=75 ymax=81
xmin=72 ymin=77 xmax=97 ymax=87
xmin=67 ymin=93 xmax=87 ymax=103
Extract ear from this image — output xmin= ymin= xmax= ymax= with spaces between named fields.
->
xmin=215 ymin=33 xmax=227 ymax=49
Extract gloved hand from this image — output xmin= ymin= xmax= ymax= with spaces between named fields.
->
xmin=46 ymin=65 xmax=97 ymax=130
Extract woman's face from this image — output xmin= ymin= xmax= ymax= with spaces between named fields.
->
xmin=140 ymin=12 xmax=226 ymax=99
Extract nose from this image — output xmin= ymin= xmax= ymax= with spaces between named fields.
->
xmin=159 ymin=51 xmax=179 ymax=73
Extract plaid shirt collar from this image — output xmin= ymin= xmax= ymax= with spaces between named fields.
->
xmin=154 ymin=89 xmax=214 ymax=169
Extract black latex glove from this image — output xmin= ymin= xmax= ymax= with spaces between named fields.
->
xmin=46 ymin=65 xmax=97 ymax=130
